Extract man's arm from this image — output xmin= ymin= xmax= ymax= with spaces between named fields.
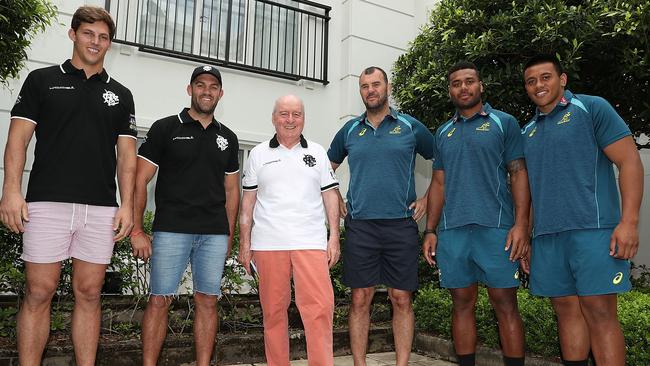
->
xmin=322 ymin=188 xmax=340 ymax=268
xmin=238 ymin=190 xmax=257 ymax=274
xmin=603 ymin=136 xmax=644 ymax=259
xmin=0 ymin=119 xmax=36 ymax=233
xmin=131 ymin=158 xmax=157 ymax=260
xmin=506 ymin=158 xmax=531 ymax=263
xmin=330 ymin=161 xmax=347 ymax=217
xmin=224 ymin=172 xmax=240 ymax=256
xmin=422 ymin=170 xmax=444 ymax=266
xmin=114 ymin=136 xmax=137 ymax=241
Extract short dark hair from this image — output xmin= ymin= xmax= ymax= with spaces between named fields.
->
xmin=447 ymin=61 xmax=480 ymax=82
xmin=71 ymin=6 xmax=116 ymax=40
xmin=523 ymin=53 xmax=563 ymax=75
xmin=360 ymin=66 xmax=388 ymax=83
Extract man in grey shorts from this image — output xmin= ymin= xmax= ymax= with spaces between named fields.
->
xmin=0 ymin=6 xmax=137 ymax=365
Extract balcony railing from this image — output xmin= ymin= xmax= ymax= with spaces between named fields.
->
xmin=105 ymin=0 xmax=330 ymax=84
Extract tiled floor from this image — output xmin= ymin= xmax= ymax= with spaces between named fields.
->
xmin=222 ymin=352 xmax=454 ymax=365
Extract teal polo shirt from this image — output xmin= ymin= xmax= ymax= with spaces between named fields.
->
xmin=328 ymin=108 xmax=434 ymax=219
xmin=433 ymin=103 xmax=524 ymax=231
xmin=521 ymin=90 xmax=631 ymax=237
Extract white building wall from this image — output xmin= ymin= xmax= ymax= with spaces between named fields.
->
xmin=2 ymin=0 xmax=649 ymax=267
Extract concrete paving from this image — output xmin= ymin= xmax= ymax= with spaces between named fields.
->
xmin=221 ymin=352 xmax=455 ymax=365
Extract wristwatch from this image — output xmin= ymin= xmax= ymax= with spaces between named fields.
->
xmin=423 ymin=228 xmax=436 ymax=235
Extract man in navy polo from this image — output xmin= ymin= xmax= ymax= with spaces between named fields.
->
xmin=131 ymin=65 xmax=240 ymax=366
xmin=423 ymin=61 xmax=530 ymax=366
xmin=522 ymin=54 xmax=643 ymax=366
xmin=0 ymin=6 xmax=137 ymax=365
xmin=328 ymin=66 xmax=434 ymax=366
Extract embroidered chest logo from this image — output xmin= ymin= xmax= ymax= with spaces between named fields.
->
xmin=389 ymin=125 xmax=402 ymax=134
xmin=358 ymin=128 xmax=367 ymax=136
xmin=216 ymin=135 xmax=228 ymax=151
xmin=557 ymin=111 xmax=572 ymax=125
xmin=476 ymin=121 xmax=490 ymax=132
xmin=303 ymin=154 xmax=316 ymax=167
xmin=528 ymin=126 xmax=537 ymax=138
xmin=102 ymin=90 xmax=119 ymax=106
xmin=447 ymin=127 xmax=456 ymax=138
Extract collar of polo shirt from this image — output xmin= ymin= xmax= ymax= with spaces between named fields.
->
xmin=451 ymin=102 xmax=492 ymax=123
xmin=60 ymin=59 xmax=110 ymax=83
xmin=359 ymin=106 xmax=399 ymax=127
xmin=534 ymin=90 xmax=574 ymax=118
xmin=176 ymin=107 xmax=222 ymax=129
xmin=269 ymin=134 xmax=308 ymax=148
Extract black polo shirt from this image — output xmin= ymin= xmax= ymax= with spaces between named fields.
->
xmin=10 ymin=60 xmax=137 ymax=207
xmin=138 ymin=108 xmax=240 ymax=235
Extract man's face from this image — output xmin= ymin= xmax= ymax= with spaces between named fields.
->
xmin=68 ymin=21 xmax=112 ymax=67
xmin=188 ymin=73 xmax=223 ymax=115
xmin=448 ymin=68 xmax=483 ymax=111
xmin=359 ymin=70 xmax=389 ymax=112
xmin=524 ymin=62 xmax=567 ymax=113
xmin=272 ymin=97 xmax=304 ymax=142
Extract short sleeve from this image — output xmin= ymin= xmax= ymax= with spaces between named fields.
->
xmin=225 ymin=134 xmax=240 ymax=174
xmin=137 ymin=120 xmax=166 ymax=167
xmin=10 ymin=71 xmax=41 ymax=125
xmin=327 ymin=126 xmax=348 ymax=164
xmin=503 ymin=115 xmax=524 ymax=163
xmin=318 ymin=145 xmax=339 ymax=191
xmin=589 ymin=96 xmax=632 ymax=149
xmin=118 ymin=89 xmax=137 ymax=139
xmin=412 ymin=119 xmax=435 ymax=160
xmin=242 ymin=147 xmax=258 ymax=191
xmin=432 ymin=132 xmax=444 ymax=170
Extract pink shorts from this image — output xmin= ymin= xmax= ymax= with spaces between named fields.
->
xmin=22 ymin=202 xmax=118 ymax=264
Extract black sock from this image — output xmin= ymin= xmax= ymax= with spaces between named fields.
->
xmin=562 ymin=360 xmax=589 ymax=366
xmin=504 ymin=355 xmax=525 ymax=366
xmin=457 ymin=353 xmax=476 ymax=366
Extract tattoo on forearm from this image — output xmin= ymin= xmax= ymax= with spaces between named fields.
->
xmin=507 ymin=159 xmax=526 ymax=173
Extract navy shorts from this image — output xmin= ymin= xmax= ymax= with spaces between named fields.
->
xmin=342 ymin=215 xmax=419 ymax=291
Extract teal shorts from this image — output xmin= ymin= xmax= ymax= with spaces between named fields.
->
xmin=530 ymin=228 xmax=631 ymax=297
xmin=437 ymin=225 xmax=520 ymax=289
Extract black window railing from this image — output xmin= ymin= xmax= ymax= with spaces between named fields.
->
xmin=105 ymin=0 xmax=330 ymax=84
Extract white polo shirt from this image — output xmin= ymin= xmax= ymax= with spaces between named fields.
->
xmin=242 ymin=135 xmax=339 ymax=250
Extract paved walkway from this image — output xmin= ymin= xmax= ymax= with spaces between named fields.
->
xmin=222 ymin=352 xmax=455 ymax=365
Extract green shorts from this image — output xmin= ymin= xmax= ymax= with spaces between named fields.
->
xmin=437 ymin=225 xmax=520 ymax=289
xmin=530 ymin=228 xmax=631 ymax=297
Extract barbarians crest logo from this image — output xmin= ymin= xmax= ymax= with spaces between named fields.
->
xmin=102 ymin=90 xmax=120 ymax=106
xmin=303 ymin=154 xmax=316 ymax=167
xmin=216 ymin=135 xmax=228 ymax=151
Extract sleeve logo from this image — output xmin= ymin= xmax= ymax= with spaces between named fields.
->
xmin=14 ymin=95 xmax=21 ymax=105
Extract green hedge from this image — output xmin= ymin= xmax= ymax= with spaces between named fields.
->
xmin=414 ymin=285 xmax=650 ymax=365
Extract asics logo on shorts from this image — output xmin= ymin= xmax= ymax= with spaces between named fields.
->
xmin=514 ymin=271 xmax=519 ymax=280
xmin=612 ymin=272 xmax=623 ymax=285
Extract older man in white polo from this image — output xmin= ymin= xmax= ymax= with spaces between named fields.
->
xmin=238 ymin=94 xmax=340 ymax=366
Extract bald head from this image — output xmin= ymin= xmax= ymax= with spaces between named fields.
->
xmin=273 ymin=94 xmax=304 ymax=115
xmin=272 ymin=94 xmax=305 ymax=147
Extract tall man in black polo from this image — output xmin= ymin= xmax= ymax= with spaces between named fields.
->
xmin=131 ymin=65 xmax=240 ymax=366
xmin=0 ymin=6 xmax=137 ymax=366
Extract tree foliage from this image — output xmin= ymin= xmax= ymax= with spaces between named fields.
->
xmin=0 ymin=0 xmax=58 ymax=86
xmin=392 ymin=0 xmax=650 ymax=143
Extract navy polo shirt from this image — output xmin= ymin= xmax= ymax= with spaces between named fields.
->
xmin=137 ymin=108 xmax=239 ymax=234
xmin=10 ymin=60 xmax=137 ymax=207
xmin=328 ymin=108 xmax=435 ymax=219
xmin=433 ymin=103 xmax=524 ymax=231
xmin=521 ymin=90 xmax=631 ymax=237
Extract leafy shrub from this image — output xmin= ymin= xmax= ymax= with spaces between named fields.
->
xmin=414 ymin=286 xmax=650 ymax=364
